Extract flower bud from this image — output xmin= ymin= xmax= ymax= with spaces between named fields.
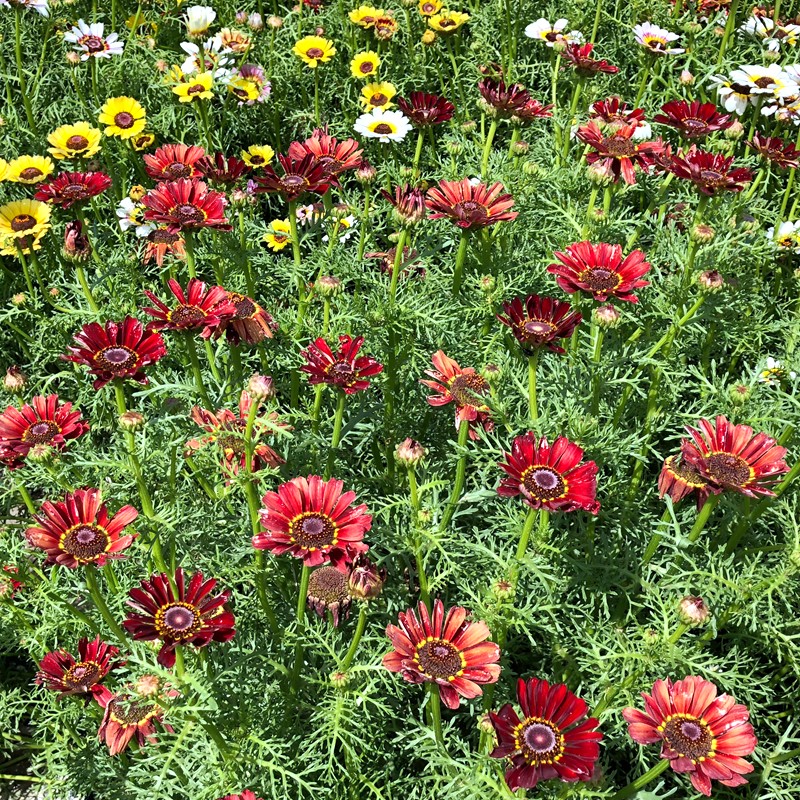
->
xmin=461 ymin=120 xmax=477 ymax=133
xmin=11 ymin=293 xmax=26 ymax=307
xmin=66 ymin=51 xmax=81 ymax=66
xmin=267 ymin=15 xmax=283 ymax=28
xmin=679 ymin=69 xmax=695 ymax=85
xmin=355 ymin=161 xmax=377 ymax=185
xmin=679 ymin=595 xmax=710 ymax=626
xmin=135 ymin=674 xmax=161 ymax=696
xmin=763 ymin=48 xmax=781 ymax=63
xmin=587 ymin=161 xmax=614 ymax=185
xmin=479 ymin=274 xmax=496 ymax=294
xmin=316 ymin=275 xmax=342 ymax=297
xmin=62 ymin=220 xmax=91 ymax=263
xmin=729 ymin=383 xmax=750 ymax=405
xmin=394 ymin=437 xmax=426 ymax=467
xmin=421 ymin=30 xmax=436 ymax=44
xmin=329 ymin=670 xmax=350 ymax=689
xmin=4 ymin=366 xmax=27 ymax=393
xmin=511 ymin=140 xmax=529 ymax=156
xmin=146 ymin=37 xmax=156 ymax=50
xmin=698 ymin=270 xmax=724 ymax=292
xmin=27 ymin=443 xmax=53 ymax=463
xmin=481 ymin=362 xmax=502 ymax=384
xmin=86 ymin=159 xmax=103 ymax=173
xmin=445 ymin=140 xmax=463 ymax=156
xmin=49 ymin=287 xmax=60 ymax=298
xmin=594 ymin=304 xmax=621 ymax=328
xmin=477 ymin=712 xmax=495 ymax=734
xmin=417 ymin=508 xmax=432 ymax=524
xmin=119 ymin=410 xmax=145 ymax=431
xmin=492 ymin=578 xmax=514 ymax=601
xmin=248 ymin=12 xmax=264 ymax=30
xmin=521 ymin=160 xmax=540 ymax=176
xmin=347 ymin=554 xmax=387 ymax=601
xmin=129 ymin=185 xmax=146 ymax=202
xmin=683 ymin=20 xmax=702 ymax=35
xmin=724 ymin=120 xmax=744 ymax=140
xmin=247 ymin=374 xmax=275 ymax=401
xmin=236 ymin=10 xmax=248 ymax=24
xmin=691 ymin=223 xmax=715 ymax=243
xmin=155 ymin=59 xmax=169 ymax=72
xmin=552 ymin=39 xmax=567 ymax=53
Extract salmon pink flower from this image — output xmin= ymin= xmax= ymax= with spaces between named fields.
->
xmin=97 ymin=690 xmax=172 ymax=756
xmin=214 ymin=291 xmax=278 ymax=344
xmin=142 ymin=178 xmax=231 ymax=232
xmin=426 ymin=178 xmax=517 ymax=228
xmin=287 ymin=129 xmax=363 ymax=178
xmin=658 ymin=454 xmax=710 ymax=508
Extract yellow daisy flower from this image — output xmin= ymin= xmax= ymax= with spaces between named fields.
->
xmin=241 ymin=145 xmax=275 ymax=168
xmin=7 ymin=155 xmax=54 ymax=184
xmin=293 ymin=36 xmax=336 ymax=68
xmin=172 ymin=72 xmax=214 ymax=102
xmin=0 ymin=159 xmax=8 ymax=182
xmin=428 ymin=10 xmax=469 ymax=33
xmin=349 ymin=5 xmax=382 ymax=27
xmin=264 ymin=220 xmax=292 ymax=251
xmin=165 ymin=65 xmax=186 ymax=85
xmin=47 ymin=122 xmax=102 ymax=160
xmin=228 ymin=76 xmax=260 ymax=103
xmin=0 ymin=199 xmax=52 ymax=241
xmin=419 ymin=0 xmax=442 ymax=16
xmin=131 ymin=133 xmax=156 ymax=151
xmin=98 ymin=96 xmax=147 ymax=139
xmin=350 ymin=51 xmax=381 ymax=79
xmin=360 ymin=81 xmax=396 ymax=110
xmin=0 ymin=228 xmax=47 ymax=258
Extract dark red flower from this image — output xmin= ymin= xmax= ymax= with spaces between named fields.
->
xmin=214 ymin=291 xmax=278 ymax=344
xmin=548 ymin=241 xmax=651 ymax=303
xmin=577 ymin=122 xmax=666 ymax=184
xmin=97 ymin=690 xmax=170 ymax=756
xmin=252 ymin=153 xmax=330 ymax=200
xmin=196 ymin=152 xmax=251 ymax=185
xmin=396 ymin=92 xmax=455 ymax=126
xmin=426 ymin=178 xmax=518 ymax=229
xmin=420 ymin=350 xmax=493 ymax=440
xmin=478 ymin=78 xmax=531 ymax=118
xmin=490 ymin=677 xmax=602 ymax=790
xmin=123 ymin=567 xmax=236 ymax=668
xmin=0 ymin=566 xmax=22 ymax=599
xmin=63 ymin=316 xmax=167 ymax=389
xmin=515 ymin=98 xmax=554 ymax=122
xmin=498 ymin=432 xmax=600 ymax=514
xmin=667 ymin=147 xmax=753 ymax=195
xmin=746 ymin=132 xmax=800 ymax=169
xmin=218 ymin=793 xmax=263 ymax=800
xmin=658 ymin=454 xmax=710 ymax=508
xmin=186 ymin=390 xmax=287 ymax=478
xmin=37 ymin=636 xmax=122 ymax=705
xmin=563 ymin=43 xmax=619 ymax=76
xmin=654 ymin=100 xmax=733 ymax=139
xmin=0 ymin=394 xmax=88 ymax=469
xmin=380 ymin=184 xmax=427 ymax=226
xmin=143 ymin=144 xmax=206 ymax=181
xmin=142 ymin=278 xmax=236 ymax=336
xmin=623 ymin=676 xmax=757 ymax=797
xmin=497 ymin=295 xmax=582 ymax=354
xmin=142 ymin=226 xmax=186 ymax=267
xmin=142 ymin=178 xmax=232 ymax=232
xmin=34 ymin=172 xmax=112 ymax=208
xmin=287 ymin=129 xmax=363 ymax=178
xmin=680 ymin=415 xmax=789 ymax=498
xmin=253 ymin=475 xmax=372 ymax=567
xmin=589 ymin=97 xmax=647 ymax=132
xmin=300 ymin=335 xmax=383 ymax=394
xmin=26 ymin=488 xmax=138 ymax=568
xmin=365 ymin=245 xmax=424 ymax=280
xmin=383 ymin=599 xmax=501 ymax=710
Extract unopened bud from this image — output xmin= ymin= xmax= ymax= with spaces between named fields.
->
xmin=135 ymin=674 xmax=161 ymax=696
xmin=355 ymin=161 xmax=377 ymax=185
xmin=481 ymin=362 xmax=502 ymax=384
xmin=698 ymin=269 xmax=724 ymax=292
xmin=236 ymin=10 xmax=248 ymax=24
xmin=119 ymin=410 xmax=145 ymax=430
xmin=316 ymin=275 xmax=342 ymax=297
xmin=492 ymin=578 xmax=514 ymax=600
xmin=679 ymin=69 xmax=695 ymax=85
xmin=445 ymin=140 xmax=463 ymax=156
xmin=683 ymin=20 xmax=702 ymax=35
xmin=522 ymin=160 xmax=540 ymax=176
xmin=729 ymin=383 xmax=750 ymax=405
xmin=679 ymin=595 xmax=710 ymax=626
xmin=552 ymin=39 xmax=567 ymax=53
xmin=477 ymin=712 xmax=495 ymax=734
xmin=4 ymin=366 xmax=27 ymax=393
xmin=329 ymin=670 xmax=350 ymax=688
xmin=421 ymin=29 xmax=436 ymax=44
xmin=66 ymin=51 xmax=81 ymax=66
xmin=247 ymin=374 xmax=275 ymax=401
xmin=248 ymin=12 xmax=264 ymax=30
xmin=27 ymin=443 xmax=53 ymax=463
xmin=11 ymin=293 xmax=26 ymax=306
xmin=511 ymin=140 xmax=529 ymax=156
xmin=724 ymin=119 xmax=744 ymax=140
xmin=691 ymin=223 xmax=715 ymax=243
xmin=594 ymin=304 xmax=621 ymax=328
xmin=394 ymin=437 xmax=426 ymax=466
xmin=155 ymin=59 xmax=169 ymax=72
xmin=460 ymin=120 xmax=477 ymax=133
xmin=129 ymin=185 xmax=146 ymax=202
xmin=587 ymin=161 xmax=614 ymax=185
xmin=347 ymin=554 xmax=387 ymax=601
xmin=479 ymin=274 xmax=496 ymax=294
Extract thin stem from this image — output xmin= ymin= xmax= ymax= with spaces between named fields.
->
xmin=438 ymin=420 xmax=470 ymax=533
xmin=340 ymin=605 xmax=368 ymax=671
xmin=480 ymin=118 xmax=498 ymax=178
xmin=687 ymin=494 xmax=720 ymax=543
xmin=313 ymin=68 xmax=320 ymax=127
xmin=14 ymin=9 xmax=38 ymax=134
xmin=451 ymin=229 xmax=470 ymax=296
xmin=514 ymin=507 xmax=540 ymax=563
xmin=325 ymin=391 xmax=347 ymax=480
xmin=412 ymin=128 xmax=425 ymax=177
xmin=527 ymin=351 xmax=539 ymax=423
xmin=716 ymin=0 xmax=741 ymax=67
xmin=634 ymin=59 xmax=652 ymax=107
xmin=84 ymin=565 xmax=127 ymax=643
xmin=609 ymin=758 xmax=670 ymax=800
xmin=16 ymin=481 xmax=36 ymax=515
xmin=590 ymin=323 xmax=604 ymax=415
xmin=641 ymin=508 xmax=673 ymax=566
xmin=185 ymin=335 xmax=212 ymax=407
xmin=183 ymin=231 xmax=198 ymax=278
xmin=389 ymin=228 xmax=408 ymax=306
xmin=408 ymin=467 xmax=429 ymax=607
xmin=427 ymin=683 xmax=444 ymax=747
xmin=290 ymin=564 xmax=311 ymax=692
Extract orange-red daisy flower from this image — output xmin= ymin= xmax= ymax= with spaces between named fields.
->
xmin=426 ymin=178 xmax=518 ymax=229
xmin=142 ymin=178 xmax=231 ymax=232
xmin=97 ymin=690 xmax=171 ymax=756
xmin=576 ymin=122 xmax=665 ymax=184
xmin=143 ymin=143 xmax=206 ymax=181
xmin=142 ymin=278 xmax=236 ymax=336
xmin=287 ymin=129 xmax=364 ymax=178
xmin=214 ymin=291 xmax=278 ymax=344
xmin=34 ymin=171 xmax=112 ymax=208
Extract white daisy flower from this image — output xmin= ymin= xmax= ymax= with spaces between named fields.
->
xmin=185 ymin=5 xmax=216 ymax=38
xmin=759 ymin=357 xmax=797 ymax=385
xmin=296 ymin=204 xmax=323 ymax=226
xmin=0 ymin=0 xmax=49 ymax=16
xmin=730 ymin=64 xmax=798 ymax=99
xmin=64 ymin=20 xmax=124 ymax=60
xmin=524 ymin=18 xmax=583 ymax=47
xmin=180 ymin=38 xmax=234 ymax=80
xmin=116 ymin=198 xmax=154 ymax=238
xmin=354 ymin=108 xmax=411 ymax=143
xmin=323 ymin=214 xmax=357 ymax=243
xmin=709 ymin=74 xmax=751 ymax=115
xmin=739 ymin=15 xmax=774 ymax=41
xmin=766 ymin=220 xmax=800 ymax=251
xmin=633 ymin=22 xmax=684 ymax=55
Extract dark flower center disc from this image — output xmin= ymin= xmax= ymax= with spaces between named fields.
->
xmin=415 ymin=638 xmax=463 ymax=679
xmin=114 ymin=112 xmax=135 ymax=129
xmin=66 ymin=135 xmax=90 ymax=150
xmin=522 ymin=467 xmax=565 ymax=501
xmin=291 ymin=513 xmax=337 ymax=548
xmin=62 ymin=524 xmax=110 ymax=561
xmin=516 ymin=717 xmax=564 ymax=764
xmin=704 ymin=452 xmax=751 ymax=487
xmin=97 ymin=346 xmax=138 ymax=372
xmin=23 ymin=420 xmax=59 ymax=443
xmin=155 ymin=601 xmax=202 ymax=639
xmin=65 ymin=660 xmax=102 ymax=688
xmin=661 ymin=715 xmax=715 ymax=762
xmin=11 ymin=214 xmax=37 ymax=232
xmin=448 ymin=374 xmax=488 ymax=407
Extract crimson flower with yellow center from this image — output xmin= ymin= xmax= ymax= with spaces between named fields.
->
xmin=142 ymin=177 xmax=231 ymax=232
xmin=300 ymin=335 xmax=383 ymax=393
xmin=576 ymin=121 xmax=666 ymax=184
xmin=497 ymin=295 xmax=582 ymax=354
xmin=142 ymin=278 xmax=236 ymax=336
xmin=34 ymin=171 xmax=112 ymax=209
xmin=658 ymin=454 xmax=710 ymax=508
xmin=426 ymin=178 xmax=518 ymax=229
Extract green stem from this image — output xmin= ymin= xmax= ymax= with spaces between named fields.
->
xmin=641 ymin=508 xmax=672 ymax=566
xmin=183 ymin=232 xmax=198 ymax=278
xmin=480 ymin=118 xmax=498 ymax=178
xmin=313 ymin=68 xmax=320 ymax=127
xmin=185 ymin=335 xmax=212 ymax=407
xmin=527 ymin=351 xmax=539 ymax=423
xmin=590 ymin=323 xmax=604 ymax=415
xmin=325 ymin=391 xmax=346 ymax=480
xmin=84 ymin=565 xmax=127 ymax=643
xmin=634 ymin=59 xmax=652 ymax=107
xmin=715 ymin=0 xmax=741 ymax=67
xmin=290 ymin=564 xmax=311 ymax=692
xmin=14 ymin=9 xmax=37 ymax=134
xmin=687 ymin=494 xmax=720 ymax=543
xmin=408 ymin=467 xmax=429 ymax=607
xmin=412 ymin=128 xmax=425 ymax=177
xmin=451 ymin=229 xmax=470 ymax=296
xmin=340 ymin=605 xmax=368 ymax=671
xmin=609 ymin=758 xmax=670 ymax=800
xmin=514 ymin=507 xmax=540 ymax=563
xmin=16 ymin=481 xmax=36 ymax=515
xmin=389 ymin=229 xmax=408 ymax=306
xmin=427 ymin=683 xmax=444 ymax=747
xmin=438 ymin=420 xmax=470 ymax=533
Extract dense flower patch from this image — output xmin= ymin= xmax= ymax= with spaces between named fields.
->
xmin=1 ymin=0 xmax=799 ymax=798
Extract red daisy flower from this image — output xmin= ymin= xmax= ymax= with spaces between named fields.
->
xmin=34 ymin=172 xmax=112 ymax=209
xmin=589 ymin=97 xmax=647 ymax=132
xmin=563 ymin=43 xmax=619 ymax=76
xmin=142 ymin=278 xmax=236 ymax=337
xmin=142 ymin=178 xmax=232 ymax=232
xmin=396 ymin=92 xmax=455 ymax=126
xmin=143 ymin=143 xmax=206 ymax=182
xmin=680 ymin=415 xmax=789 ymax=498
xmin=498 ymin=432 xmax=600 ymax=514
xmin=576 ymin=122 xmax=666 ymax=184
xmin=36 ymin=636 xmax=122 ymax=705
xmin=186 ymin=390 xmax=287 ymax=478
xmin=287 ymin=129 xmax=364 ymax=178
xmin=253 ymin=475 xmax=372 ymax=567
xmin=490 ymin=677 xmax=602 ymax=790
xmin=252 ymin=153 xmax=330 ymax=200
xmin=667 ymin=147 xmax=753 ymax=195
xmin=0 ymin=565 xmax=23 ymax=599
xmin=380 ymin=184 xmax=427 ymax=226
xmin=515 ymin=98 xmax=554 ymax=123
xmin=218 ymin=793 xmax=262 ymax=800
xmin=123 ymin=567 xmax=236 ymax=668
xmin=548 ymin=241 xmax=651 ymax=303
xmin=196 ymin=152 xmax=251 ymax=185
xmin=497 ymin=295 xmax=582 ymax=354
xmin=623 ymin=676 xmax=757 ymax=797
xmin=300 ymin=335 xmax=384 ymax=394
xmin=214 ymin=291 xmax=278 ymax=344
xmin=26 ymin=488 xmax=138 ymax=569
xmin=97 ymin=690 xmax=171 ymax=756
xmin=0 ymin=394 xmax=89 ymax=469
xmin=420 ymin=350 xmax=493 ymax=440
xmin=658 ymin=454 xmax=710 ymax=508
xmin=478 ymin=78 xmax=531 ymax=118
xmin=63 ymin=316 xmax=167 ymax=389
xmin=142 ymin=226 xmax=186 ymax=267
xmin=426 ymin=178 xmax=518 ymax=229
xmin=382 ymin=598 xmax=501 ymax=710
xmin=654 ymin=100 xmax=733 ymax=139
xmin=365 ymin=245 xmax=424 ymax=280
xmin=746 ymin=132 xmax=800 ymax=169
